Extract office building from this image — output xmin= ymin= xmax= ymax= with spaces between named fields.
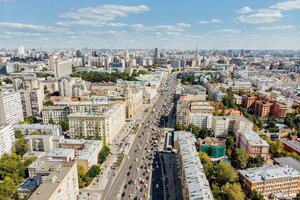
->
xmin=239 ymin=165 xmax=300 ymax=199
xmin=236 ymin=130 xmax=269 ymax=160
xmin=0 ymin=92 xmax=24 ymax=125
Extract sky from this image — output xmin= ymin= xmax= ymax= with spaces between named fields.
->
xmin=0 ymin=0 xmax=300 ymax=49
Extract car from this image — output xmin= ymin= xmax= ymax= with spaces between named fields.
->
xmin=129 ymin=194 xmax=133 ymax=199
xmin=136 ymin=168 xmax=139 ymax=171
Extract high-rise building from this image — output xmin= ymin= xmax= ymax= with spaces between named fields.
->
xmin=154 ymin=48 xmax=160 ymax=59
xmin=211 ymin=116 xmax=229 ymax=138
xmin=254 ymin=100 xmax=272 ymax=118
xmin=0 ymin=124 xmax=15 ymax=157
xmin=17 ymin=46 xmax=25 ymax=55
xmin=52 ymin=59 xmax=73 ymax=78
xmin=272 ymin=101 xmax=288 ymax=119
xmin=19 ymin=88 xmax=44 ymax=116
xmin=0 ymin=92 xmax=24 ymax=125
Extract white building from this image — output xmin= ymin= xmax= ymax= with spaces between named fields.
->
xmin=0 ymin=124 xmax=15 ymax=157
xmin=0 ymin=92 xmax=24 ymax=125
xmin=189 ymin=113 xmax=212 ymax=129
xmin=212 ymin=116 xmax=229 ymax=138
xmin=51 ymin=56 xmax=73 ymax=78
xmin=13 ymin=124 xmax=63 ymax=136
xmin=42 ymin=106 xmax=70 ymax=124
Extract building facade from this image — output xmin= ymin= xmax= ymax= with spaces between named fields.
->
xmin=0 ymin=92 xmax=24 ymax=125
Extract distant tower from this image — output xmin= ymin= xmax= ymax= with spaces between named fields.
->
xmin=124 ymin=47 xmax=129 ymax=68
xmin=124 ymin=82 xmax=133 ymax=118
xmin=195 ymin=46 xmax=199 ymax=60
xmin=154 ymin=48 xmax=160 ymax=59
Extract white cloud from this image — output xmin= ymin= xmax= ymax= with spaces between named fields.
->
xmin=213 ymin=29 xmax=241 ymax=34
xmin=237 ymin=6 xmax=255 ymax=14
xmin=0 ymin=22 xmax=64 ymax=32
xmin=57 ymin=21 xmax=126 ymax=27
xmin=132 ymin=23 xmax=191 ymax=32
xmin=271 ymin=0 xmax=300 ymax=11
xmin=257 ymin=25 xmax=295 ymax=30
xmin=0 ymin=0 xmax=14 ymax=2
xmin=235 ymin=9 xmax=283 ymax=24
xmin=59 ymin=4 xmax=149 ymax=21
xmin=198 ymin=19 xmax=222 ymax=24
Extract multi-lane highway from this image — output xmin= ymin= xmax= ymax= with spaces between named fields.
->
xmin=102 ymin=73 xmax=177 ymax=200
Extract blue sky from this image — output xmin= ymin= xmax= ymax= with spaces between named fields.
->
xmin=0 ymin=0 xmax=300 ymax=49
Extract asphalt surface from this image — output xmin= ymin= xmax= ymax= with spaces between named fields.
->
xmin=102 ymin=74 xmax=177 ymax=200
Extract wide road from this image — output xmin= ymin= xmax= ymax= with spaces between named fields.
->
xmin=102 ymin=73 xmax=177 ymax=200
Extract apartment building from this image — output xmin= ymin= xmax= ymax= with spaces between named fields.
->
xmin=212 ymin=116 xmax=229 ymax=138
xmin=68 ymin=103 xmax=125 ymax=144
xmin=272 ymin=101 xmax=288 ymax=118
xmin=239 ymin=165 xmax=300 ymax=199
xmin=0 ymin=124 xmax=15 ymax=157
xmin=236 ymin=130 xmax=269 ymax=160
xmin=69 ymin=98 xmax=110 ymax=114
xmin=28 ymin=161 xmax=79 ymax=200
xmin=13 ymin=124 xmax=63 ymax=136
xmin=0 ymin=92 xmax=24 ymax=125
xmin=254 ymin=100 xmax=272 ymax=118
xmin=19 ymin=88 xmax=44 ymax=116
xmin=242 ymin=95 xmax=256 ymax=110
xmin=228 ymin=115 xmax=253 ymax=135
xmin=175 ymin=131 xmax=213 ymax=200
xmin=123 ymin=83 xmax=144 ymax=118
xmin=42 ymin=106 xmax=70 ymax=124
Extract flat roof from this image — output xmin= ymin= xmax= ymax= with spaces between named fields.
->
xmin=274 ymin=157 xmax=300 ymax=172
xmin=281 ymin=138 xmax=300 ymax=153
xmin=239 ymin=165 xmax=300 ymax=183
xmin=46 ymin=148 xmax=74 ymax=158
xmin=240 ymin=130 xmax=269 ymax=147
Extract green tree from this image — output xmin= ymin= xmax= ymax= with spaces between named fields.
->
xmin=14 ymin=138 xmax=28 ymax=157
xmin=44 ymin=100 xmax=54 ymax=106
xmin=216 ymin=162 xmax=238 ymax=186
xmin=98 ymin=145 xmax=111 ymax=164
xmin=199 ymin=152 xmax=210 ymax=165
xmin=88 ymin=165 xmax=101 ymax=178
xmin=23 ymin=157 xmax=37 ymax=168
xmin=221 ymin=182 xmax=245 ymax=200
xmin=222 ymin=94 xmax=237 ymax=108
xmin=247 ymin=155 xmax=265 ymax=168
xmin=225 ymin=136 xmax=235 ymax=151
xmin=231 ymin=148 xmax=249 ymax=169
xmin=48 ymin=118 xmax=55 ymax=125
xmin=199 ymin=129 xmax=208 ymax=139
xmin=44 ymin=85 xmax=49 ymax=94
xmin=0 ymin=153 xmax=24 ymax=184
xmin=175 ymin=124 xmax=184 ymax=131
xmin=77 ymin=165 xmax=86 ymax=178
xmin=0 ymin=177 xmax=17 ymax=199
xmin=248 ymin=190 xmax=264 ymax=200
xmin=58 ymin=120 xmax=69 ymax=132
xmin=2 ymin=77 xmax=12 ymax=84
xmin=0 ymin=80 xmax=2 ymax=86
xmin=14 ymin=130 xmax=23 ymax=139
xmin=21 ymin=116 xmax=38 ymax=124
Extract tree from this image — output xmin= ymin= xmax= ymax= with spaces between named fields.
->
xmin=231 ymin=148 xmax=249 ymax=169
xmin=77 ymin=165 xmax=86 ymax=178
xmin=44 ymin=100 xmax=54 ymax=106
xmin=0 ymin=177 xmax=17 ymax=199
xmin=188 ymin=124 xmax=200 ymax=138
xmin=269 ymin=140 xmax=285 ymax=157
xmin=58 ymin=120 xmax=69 ymax=132
xmin=2 ymin=77 xmax=12 ymax=84
xmin=0 ymin=80 xmax=2 ymax=86
xmin=0 ymin=153 xmax=24 ymax=184
xmin=44 ymin=85 xmax=49 ymax=94
xmin=14 ymin=130 xmax=23 ymax=139
xmin=88 ymin=165 xmax=101 ymax=178
xmin=199 ymin=129 xmax=208 ymax=139
xmin=21 ymin=116 xmax=37 ymax=124
xmin=98 ymin=145 xmax=111 ymax=164
xmin=23 ymin=157 xmax=37 ymax=168
xmin=14 ymin=138 xmax=28 ymax=157
xmin=225 ymin=136 xmax=235 ymax=151
xmin=175 ymin=124 xmax=184 ymax=131
xmin=221 ymin=183 xmax=245 ymax=200
xmin=48 ymin=118 xmax=55 ymax=125
xmin=247 ymin=155 xmax=264 ymax=168
xmin=216 ymin=162 xmax=238 ymax=186
xmin=199 ymin=152 xmax=210 ymax=165
xmin=248 ymin=190 xmax=264 ymax=200
xmin=222 ymin=94 xmax=237 ymax=108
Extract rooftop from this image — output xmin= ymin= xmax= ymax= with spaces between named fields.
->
xmin=239 ymin=165 xmax=300 ymax=183
xmin=240 ymin=130 xmax=269 ymax=147
xmin=274 ymin=157 xmax=300 ymax=172
xmin=281 ymin=138 xmax=300 ymax=153
xmin=45 ymin=148 xmax=74 ymax=158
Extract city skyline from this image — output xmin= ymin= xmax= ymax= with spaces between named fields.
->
xmin=1 ymin=0 xmax=300 ymax=49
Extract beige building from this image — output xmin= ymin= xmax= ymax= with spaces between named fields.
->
xmin=42 ymin=106 xmax=70 ymax=124
xmin=123 ymin=83 xmax=143 ymax=118
xmin=236 ymin=130 xmax=269 ymax=160
xmin=19 ymin=88 xmax=44 ymax=116
xmin=28 ymin=161 xmax=79 ymax=200
xmin=239 ymin=165 xmax=300 ymax=199
xmin=228 ymin=115 xmax=253 ymax=135
xmin=68 ymin=103 xmax=125 ymax=144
